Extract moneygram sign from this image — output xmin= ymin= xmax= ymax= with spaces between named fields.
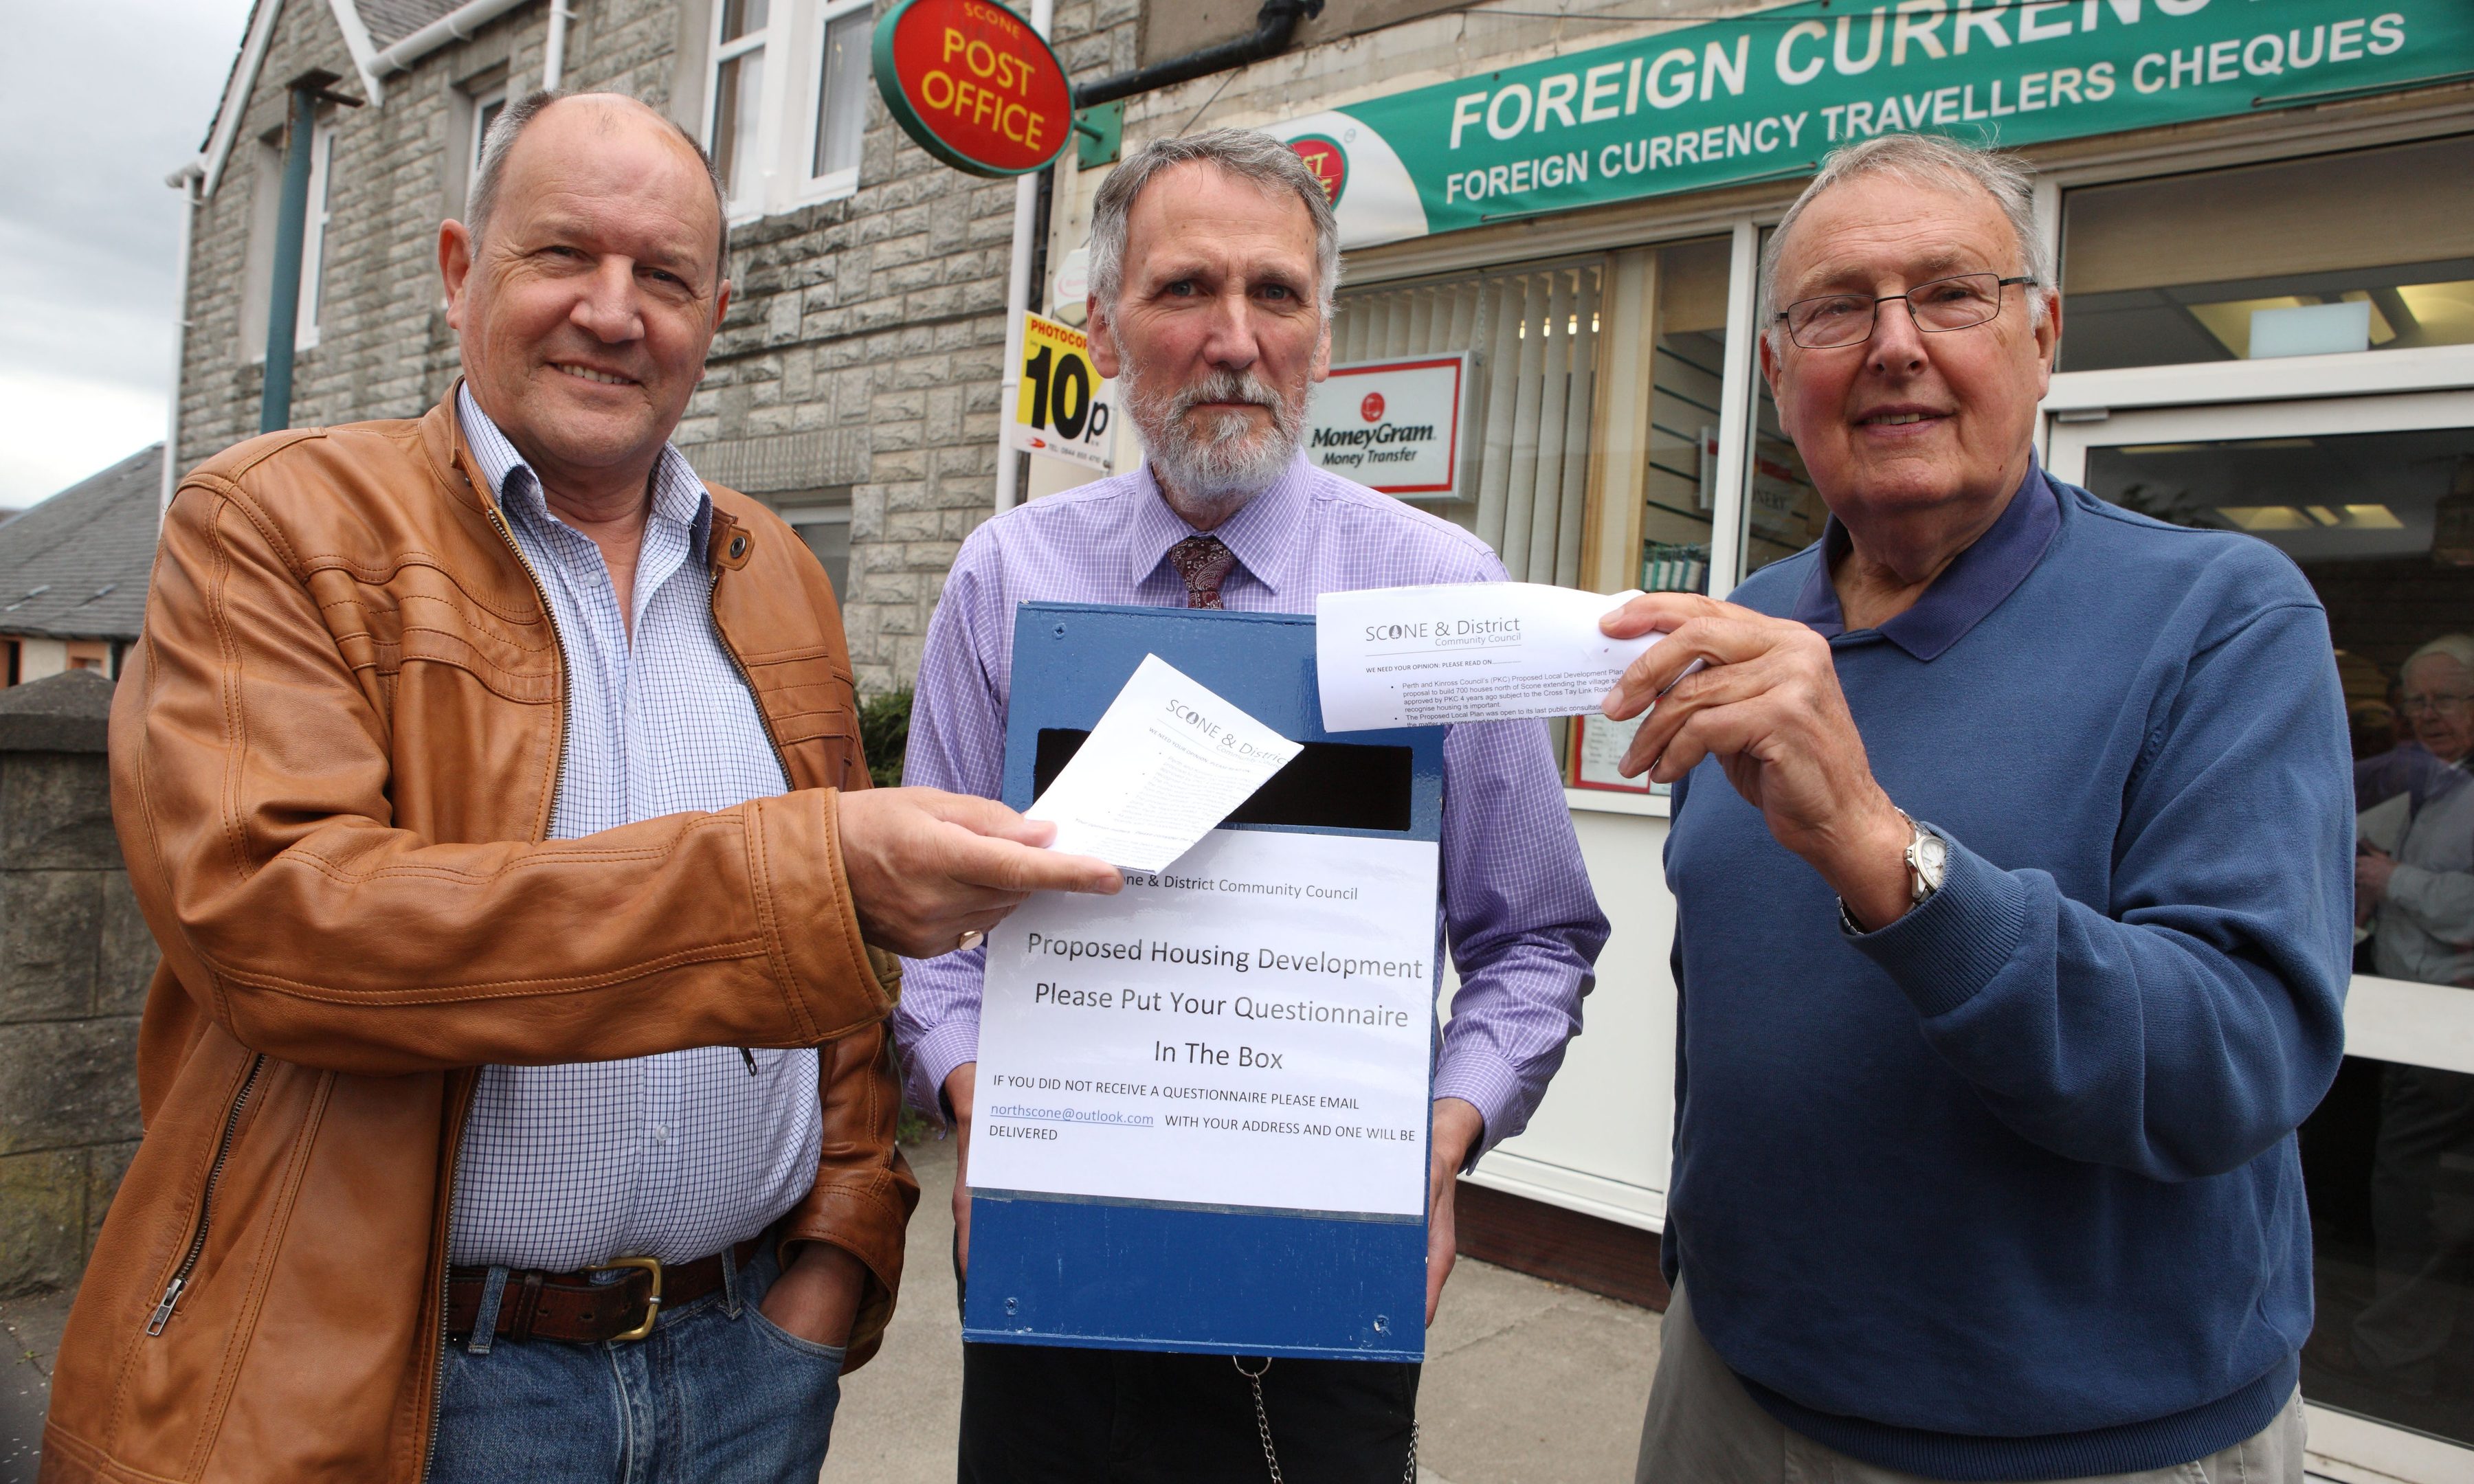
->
xmin=874 ymin=0 xmax=1074 ymax=177
xmin=1305 ymin=357 xmax=1469 ymax=499
xmin=1269 ymin=0 xmax=2471 ymax=248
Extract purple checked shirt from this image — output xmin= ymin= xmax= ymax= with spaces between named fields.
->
xmin=895 ymin=452 xmax=1608 ymax=1158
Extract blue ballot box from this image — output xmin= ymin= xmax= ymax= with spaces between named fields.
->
xmin=961 ymin=602 xmax=1447 ymax=1362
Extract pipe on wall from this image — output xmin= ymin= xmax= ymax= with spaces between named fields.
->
xmin=258 ymin=85 xmax=319 ymax=435
xmin=374 ymin=0 xmax=537 ymax=76
xmin=543 ymin=1 xmax=572 ymax=89
xmin=993 ymin=0 xmax=1057 ymax=515
xmin=1071 ymin=0 xmax=1322 ymax=109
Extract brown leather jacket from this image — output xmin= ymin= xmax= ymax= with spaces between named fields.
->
xmin=41 ymin=392 xmax=918 ymax=1483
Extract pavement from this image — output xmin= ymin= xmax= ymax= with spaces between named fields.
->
xmin=1 ymin=1287 xmax=71 ymax=1484
xmin=826 ymin=1134 xmax=1665 ymax=1484
xmin=0 ymin=1134 xmax=1663 ymax=1484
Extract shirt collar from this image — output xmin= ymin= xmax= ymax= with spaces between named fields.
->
xmin=455 ymin=383 xmax=711 ymax=540
xmin=1126 ymin=450 xmax=1315 ymax=597
xmin=1788 ymin=456 xmax=2060 ymax=662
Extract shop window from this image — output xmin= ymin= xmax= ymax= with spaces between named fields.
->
xmin=1331 ymin=237 xmax=1730 ymax=594
xmin=2060 ymin=135 xmax=2474 ymax=373
xmin=2082 ymin=424 xmax=2474 ymax=1439
xmin=1604 ymin=237 xmax=1733 ymax=596
xmin=1741 ymin=227 xmax=1825 ymax=581
xmin=767 ymin=486 xmax=853 ymax=598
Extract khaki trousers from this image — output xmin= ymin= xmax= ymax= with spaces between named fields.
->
xmin=1636 ymin=1285 xmax=2305 ymax=1484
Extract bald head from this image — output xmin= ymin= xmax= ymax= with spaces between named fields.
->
xmin=469 ymin=91 xmax=730 ymax=280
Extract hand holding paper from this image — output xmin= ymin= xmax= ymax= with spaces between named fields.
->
xmin=1315 ymin=581 xmax=1686 ymax=732
xmin=1026 ymin=653 xmax=1302 ymax=871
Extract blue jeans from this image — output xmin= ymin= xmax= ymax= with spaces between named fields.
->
xmin=431 ymin=1244 xmax=845 ymax=1484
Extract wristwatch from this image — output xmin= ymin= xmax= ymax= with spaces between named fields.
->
xmin=1839 ymin=808 xmax=1946 ymax=935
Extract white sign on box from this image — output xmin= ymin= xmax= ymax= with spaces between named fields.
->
xmin=969 ymin=829 xmax=1438 ymax=1217
xmin=1316 ymin=581 xmax=1684 ymax=732
xmin=1303 ymin=355 xmax=1468 ymax=500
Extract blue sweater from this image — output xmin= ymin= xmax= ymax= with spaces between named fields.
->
xmin=1662 ymin=468 xmax=2353 ymax=1479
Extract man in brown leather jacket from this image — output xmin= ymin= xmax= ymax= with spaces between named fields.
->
xmin=40 ymin=91 xmax=1117 ymax=1484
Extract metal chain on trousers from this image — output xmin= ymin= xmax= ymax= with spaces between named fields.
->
xmin=1232 ymin=1357 xmax=1420 ymax=1484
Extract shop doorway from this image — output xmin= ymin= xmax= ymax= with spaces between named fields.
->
xmin=2052 ymin=392 xmax=2474 ymax=1484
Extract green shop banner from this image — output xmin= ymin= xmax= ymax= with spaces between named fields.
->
xmin=1265 ymin=0 xmax=2473 ymax=248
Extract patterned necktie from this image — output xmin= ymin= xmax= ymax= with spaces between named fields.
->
xmin=1168 ymin=535 xmax=1238 ymax=610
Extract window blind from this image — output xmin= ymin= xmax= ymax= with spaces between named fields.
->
xmin=1334 ymin=262 xmax=1603 ymax=587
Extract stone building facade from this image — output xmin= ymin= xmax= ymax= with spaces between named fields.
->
xmin=170 ymin=0 xmax=1144 ymax=693
xmin=167 ymin=0 xmax=1649 ymax=691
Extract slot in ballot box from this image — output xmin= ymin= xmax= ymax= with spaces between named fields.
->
xmin=961 ymin=602 xmax=1447 ymax=1362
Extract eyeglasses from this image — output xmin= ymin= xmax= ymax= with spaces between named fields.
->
xmin=2400 ymin=692 xmax=2474 ymax=716
xmin=1776 ymin=273 xmax=2038 ymax=350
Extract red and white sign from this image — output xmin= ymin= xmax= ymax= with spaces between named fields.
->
xmin=1304 ymin=355 xmax=1468 ymax=501
xmin=872 ymin=0 xmax=1073 ymax=177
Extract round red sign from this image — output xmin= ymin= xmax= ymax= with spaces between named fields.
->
xmin=1289 ymin=135 xmax=1348 ymax=207
xmin=873 ymin=0 xmax=1074 ymax=178
xmin=1360 ymin=392 xmax=1385 ymax=423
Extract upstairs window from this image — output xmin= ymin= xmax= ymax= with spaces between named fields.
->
xmin=709 ymin=0 xmax=771 ymax=210
xmin=240 ymin=117 xmax=337 ymax=359
xmin=701 ymin=0 xmax=875 ymax=219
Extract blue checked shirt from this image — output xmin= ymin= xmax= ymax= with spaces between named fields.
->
xmin=447 ymin=387 xmax=822 ymax=1269
xmin=897 ymin=452 xmax=1609 ymax=1156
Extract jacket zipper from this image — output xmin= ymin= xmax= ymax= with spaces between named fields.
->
xmin=146 ymin=1054 xmax=267 ymax=1335
xmin=420 ymin=1077 xmax=474 ymax=1484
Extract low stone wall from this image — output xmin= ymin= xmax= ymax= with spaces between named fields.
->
xmin=0 ymin=671 xmax=155 ymax=1298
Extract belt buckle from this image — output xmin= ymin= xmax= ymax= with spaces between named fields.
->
xmin=588 ymin=1255 xmax=663 ymax=1342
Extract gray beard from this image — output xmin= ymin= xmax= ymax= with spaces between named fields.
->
xmin=1123 ymin=363 xmax=1306 ymax=519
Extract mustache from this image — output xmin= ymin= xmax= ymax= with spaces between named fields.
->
xmin=1164 ymin=370 xmax=1283 ymax=426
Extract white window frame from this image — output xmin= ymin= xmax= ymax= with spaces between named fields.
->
xmin=295 ymin=120 xmax=335 ymax=350
xmin=247 ymin=119 xmax=337 ymax=361
xmin=799 ymin=0 xmax=873 ymax=205
xmin=468 ymin=83 xmax=509 ymax=190
xmin=702 ymin=0 xmax=871 ymax=224
xmin=706 ymin=0 xmax=777 ymax=219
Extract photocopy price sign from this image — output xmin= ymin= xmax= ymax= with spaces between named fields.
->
xmin=969 ymin=830 xmax=1439 ymax=1217
xmin=1007 ymin=312 xmax=1115 ymax=471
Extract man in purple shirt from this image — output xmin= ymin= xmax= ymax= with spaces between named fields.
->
xmin=898 ymin=129 xmax=1607 ymax=1481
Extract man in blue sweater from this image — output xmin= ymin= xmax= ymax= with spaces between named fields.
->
xmin=1603 ymin=135 xmax=2352 ymax=1481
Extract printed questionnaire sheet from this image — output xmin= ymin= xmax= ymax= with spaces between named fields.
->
xmin=1027 ymin=653 xmax=1302 ymax=872
xmin=1316 ymin=582 xmax=1682 ymax=732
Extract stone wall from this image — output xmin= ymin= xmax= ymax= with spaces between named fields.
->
xmin=0 ymin=673 xmax=156 ymax=1298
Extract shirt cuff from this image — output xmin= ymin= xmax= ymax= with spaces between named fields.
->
xmin=1845 ymin=827 xmax=2031 ymax=1020
xmin=902 ymin=1016 xmax=980 ymax=1126
xmin=1432 ymin=1048 xmax=1523 ymax=1167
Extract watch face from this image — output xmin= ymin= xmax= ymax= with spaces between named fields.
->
xmin=1915 ymin=831 xmax=1949 ymax=883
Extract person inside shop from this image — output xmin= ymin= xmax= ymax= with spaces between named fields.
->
xmin=2356 ymin=636 xmax=2474 ymax=846
xmin=45 ymin=90 xmax=1119 ymax=1484
xmin=895 ymin=128 xmax=1608 ymax=1482
xmin=1599 ymin=133 xmax=2352 ymax=1483
xmin=2316 ymin=633 xmax=2474 ymax=1398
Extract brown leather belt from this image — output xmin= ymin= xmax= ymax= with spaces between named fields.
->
xmin=447 ymin=1239 xmax=761 ymax=1345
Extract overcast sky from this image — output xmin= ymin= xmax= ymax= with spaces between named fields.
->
xmin=0 ymin=0 xmax=258 ymax=508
